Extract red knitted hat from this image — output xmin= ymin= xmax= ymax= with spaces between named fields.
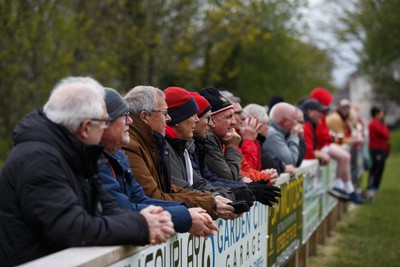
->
xmin=164 ymin=86 xmax=199 ymax=125
xmin=310 ymin=87 xmax=333 ymax=107
xmin=190 ymin=92 xmax=211 ymax=118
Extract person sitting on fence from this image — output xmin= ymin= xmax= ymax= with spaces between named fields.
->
xmin=99 ymin=87 xmax=218 ymax=238
xmin=326 ymin=99 xmax=364 ymax=146
xmin=261 ymin=102 xmax=305 ymax=177
xmin=300 ymin=97 xmax=364 ymax=204
xmin=0 ymin=77 xmax=174 ymax=267
xmin=122 ymin=85 xmax=238 ymax=220
xmin=310 ymin=88 xmax=364 ymax=204
xmin=326 ymin=99 xmax=365 ymax=185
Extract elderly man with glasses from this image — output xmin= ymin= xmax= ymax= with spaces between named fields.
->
xmin=99 ymin=87 xmax=217 ymax=238
xmin=0 ymin=77 xmax=174 ymax=267
xmin=122 ymin=86 xmax=238 ymax=220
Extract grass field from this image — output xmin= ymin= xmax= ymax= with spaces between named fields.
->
xmin=312 ymin=130 xmax=400 ymax=267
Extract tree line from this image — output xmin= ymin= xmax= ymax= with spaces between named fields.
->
xmin=0 ymin=0 xmax=340 ymax=165
xmin=337 ymin=0 xmax=400 ymax=105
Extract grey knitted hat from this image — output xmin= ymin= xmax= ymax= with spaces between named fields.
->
xmin=104 ymin=87 xmax=129 ymax=121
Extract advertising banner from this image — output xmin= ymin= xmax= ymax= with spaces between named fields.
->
xmin=267 ymin=176 xmax=303 ymax=267
xmin=302 ymin=162 xmax=323 ymax=243
xmin=320 ymin=161 xmax=338 ymax=219
xmin=110 ymin=202 xmax=268 ymax=267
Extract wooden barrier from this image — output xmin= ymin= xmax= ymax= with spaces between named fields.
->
xmin=21 ymin=160 xmax=346 ymax=267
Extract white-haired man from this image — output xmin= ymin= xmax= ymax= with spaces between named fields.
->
xmin=123 ymin=86 xmax=232 ymax=220
xmin=261 ymin=102 xmax=304 ymax=177
xmin=99 ymin=87 xmax=217 ymax=237
xmin=0 ymin=77 xmax=174 ymax=267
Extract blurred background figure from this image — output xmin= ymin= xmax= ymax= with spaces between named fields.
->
xmin=367 ymin=106 xmax=391 ymax=196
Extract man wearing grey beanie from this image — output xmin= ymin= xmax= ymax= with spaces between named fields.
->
xmin=99 ymin=88 xmax=218 ymax=238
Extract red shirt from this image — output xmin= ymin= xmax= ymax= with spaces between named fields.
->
xmin=368 ymin=119 xmax=390 ymax=151
xmin=303 ymin=115 xmax=333 ymax=159
xmin=315 ymin=115 xmax=333 ymax=150
xmin=303 ymin=121 xmax=317 ymax=159
xmin=240 ymin=139 xmax=261 ymax=170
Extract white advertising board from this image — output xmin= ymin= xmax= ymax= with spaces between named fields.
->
xmin=110 ymin=202 xmax=268 ymax=267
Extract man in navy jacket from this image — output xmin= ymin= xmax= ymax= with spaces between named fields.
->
xmin=99 ymin=88 xmax=217 ymax=237
xmin=0 ymin=78 xmax=174 ymax=267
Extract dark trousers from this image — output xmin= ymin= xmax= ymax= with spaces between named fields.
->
xmin=368 ymin=149 xmax=388 ymax=190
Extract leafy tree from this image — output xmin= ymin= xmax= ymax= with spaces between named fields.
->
xmin=193 ymin=0 xmax=334 ymax=105
xmin=0 ymin=0 xmax=335 ymax=166
xmin=337 ymin=0 xmax=400 ymax=104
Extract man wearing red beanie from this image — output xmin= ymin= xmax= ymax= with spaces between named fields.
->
xmin=124 ymin=86 xmax=222 ymax=219
xmin=164 ymin=86 xmax=255 ymax=220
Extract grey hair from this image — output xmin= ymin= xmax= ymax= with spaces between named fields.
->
xmin=219 ymin=90 xmax=241 ymax=103
xmin=43 ymin=76 xmax=105 ymax=133
xmin=269 ymin=102 xmax=297 ymax=124
xmin=243 ymin=103 xmax=268 ymax=123
xmin=124 ymin=85 xmax=165 ymax=117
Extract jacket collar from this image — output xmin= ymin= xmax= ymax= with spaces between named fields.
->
xmin=271 ymin=122 xmax=290 ymax=137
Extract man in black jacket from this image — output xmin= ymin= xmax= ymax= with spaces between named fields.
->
xmin=0 ymin=77 xmax=174 ymax=266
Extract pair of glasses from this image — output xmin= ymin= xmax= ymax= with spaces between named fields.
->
xmin=90 ymin=118 xmax=112 ymax=129
xmin=122 ymin=112 xmax=130 ymax=124
xmin=151 ymin=109 xmax=169 ymax=117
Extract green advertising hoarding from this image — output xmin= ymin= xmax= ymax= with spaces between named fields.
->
xmin=268 ymin=176 xmax=303 ymax=267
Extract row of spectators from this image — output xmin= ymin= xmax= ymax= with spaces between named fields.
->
xmin=0 ymin=77 xmax=390 ymax=266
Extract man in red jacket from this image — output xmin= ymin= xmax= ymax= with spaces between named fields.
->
xmin=301 ymin=95 xmax=364 ymax=204
xmin=368 ymin=106 xmax=391 ymax=192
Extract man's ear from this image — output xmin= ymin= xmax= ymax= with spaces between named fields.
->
xmin=209 ymin=117 xmax=216 ymax=128
xmin=139 ymin=111 xmax=149 ymax=123
xmin=76 ymin=120 xmax=91 ymax=140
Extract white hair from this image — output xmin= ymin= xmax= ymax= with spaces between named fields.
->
xmin=43 ymin=76 xmax=105 ymax=133
xmin=124 ymin=85 xmax=165 ymax=117
xmin=243 ymin=103 xmax=268 ymax=123
xmin=219 ymin=90 xmax=241 ymax=103
xmin=269 ymin=102 xmax=296 ymax=125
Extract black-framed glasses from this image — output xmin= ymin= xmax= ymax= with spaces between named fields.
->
xmin=151 ymin=109 xmax=169 ymax=117
xmin=122 ymin=112 xmax=130 ymax=124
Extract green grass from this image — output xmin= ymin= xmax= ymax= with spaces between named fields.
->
xmin=389 ymin=128 xmax=400 ymax=154
xmin=327 ymin=150 xmax=400 ymax=266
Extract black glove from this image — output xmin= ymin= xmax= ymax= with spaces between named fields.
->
xmin=247 ymin=180 xmax=281 ymax=207
xmin=232 ymin=186 xmax=256 ymax=208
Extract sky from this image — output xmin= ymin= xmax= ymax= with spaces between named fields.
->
xmin=301 ymin=0 xmax=360 ymax=88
